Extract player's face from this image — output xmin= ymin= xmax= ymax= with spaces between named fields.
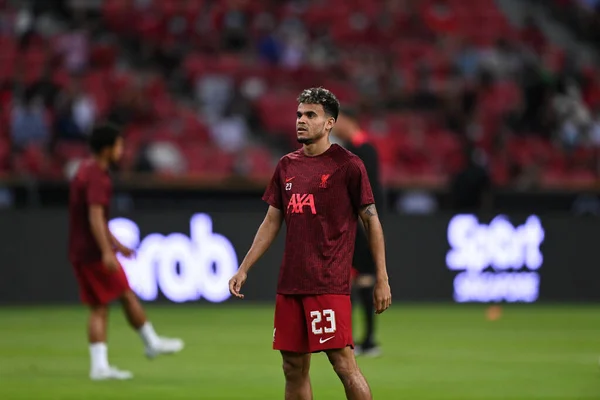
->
xmin=296 ymin=103 xmax=335 ymax=145
xmin=110 ymin=137 xmax=124 ymax=163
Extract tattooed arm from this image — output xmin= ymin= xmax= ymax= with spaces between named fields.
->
xmin=359 ymin=204 xmax=391 ymax=313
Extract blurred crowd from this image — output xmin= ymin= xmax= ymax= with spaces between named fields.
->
xmin=548 ymin=0 xmax=600 ymax=49
xmin=0 ymin=0 xmax=599 ymax=189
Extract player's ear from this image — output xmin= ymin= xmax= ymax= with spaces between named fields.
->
xmin=326 ymin=117 xmax=335 ymax=132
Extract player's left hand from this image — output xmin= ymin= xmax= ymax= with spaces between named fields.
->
xmin=116 ymin=243 xmax=136 ymax=259
xmin=228 ymin=270 xmax=247 ymax=299
xmin=373 ymin=280 xmax=392 ymax=314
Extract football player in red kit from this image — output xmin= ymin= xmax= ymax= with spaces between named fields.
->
xmin=69 ymin=125 xmax=183 ymax=380
xmin=229 ymin=88 xmax=392 ymax=400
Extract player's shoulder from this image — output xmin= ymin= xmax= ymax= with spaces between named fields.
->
xmin=76 ymin=159 xmax=109 ymax=182
xmin=276 ymin=148 xmax=304 ymax=167
xmin=276 ymin=145 xmax=363 ymax=170
xmin=282 ymin=148 xmax=304 ymax=160
xmin=332 ymin=144 xmax=364 ymax=167
xmin=72 ymin=159 xmax=90 ymax=179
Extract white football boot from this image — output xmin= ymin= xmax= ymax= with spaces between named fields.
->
xmin=145 ymin=337 xmax=185 ymax=359
xmin=90 ymin=366 xmax=133 ymax=381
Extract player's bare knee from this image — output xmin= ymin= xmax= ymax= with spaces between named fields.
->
xmin=327 ymin=348 xmax=358 ymax=379
xmin=281 ymin=353 xmax=310 ymax=381
xmin=119 ymin=289 xmax=136 ymax=304
xmin=90 ymin=304 xmax=108 ymax=317
xmin=282 ymin=360 xmax=301 ymax=380
xmin=332 ymin=359 xmax=356 ymax=379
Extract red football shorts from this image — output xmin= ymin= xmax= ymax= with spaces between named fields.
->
xmin=72 ymin=261 xmax=131 ymax=306
xmin=273 ymin=294 xmax=354 ymax=353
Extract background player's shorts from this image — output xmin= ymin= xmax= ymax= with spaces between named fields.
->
xmin=72 ymin=261 xmax=130 ymax=306
xmin=273 ymin=294 xmax=353 ymax=353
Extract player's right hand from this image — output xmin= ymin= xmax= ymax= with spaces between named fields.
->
xmin=103 ymin=251 xmax=120 ymax=272
xmin=228 ymin=270 xmax=247 ymax=299
xmin=374 ymin=279 xmax=392 ymax=314
xmin=116 ymin=243 xmax=136 ymax=259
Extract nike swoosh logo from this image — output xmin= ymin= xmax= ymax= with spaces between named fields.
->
xmin=285 ymin=177 xmax=295 ymax=183
xmin=319 ymin=336 xmax=335 ymax=344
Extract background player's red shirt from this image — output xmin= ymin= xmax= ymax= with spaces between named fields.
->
xmin=262 ymin=144 xmax=375 ymax=295
xmin=68 ymin=159 xmax=112 ymax=265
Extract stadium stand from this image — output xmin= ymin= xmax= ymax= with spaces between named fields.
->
xmin=0 ymin=0 xmax=598 ymax=189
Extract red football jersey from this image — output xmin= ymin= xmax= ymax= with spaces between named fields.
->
xmin=262 ymin=144 xmax=375 ymax=295
xmin=68 ymin=159 xmax=112 ymax=265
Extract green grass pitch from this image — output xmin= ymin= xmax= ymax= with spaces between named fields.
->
xmin=0 ymin=304 xmax=599 ymax=399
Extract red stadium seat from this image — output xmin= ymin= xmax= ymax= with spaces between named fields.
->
xmin=255 ymin=93 xmax=298 ymax=134
xmin=0 ymin=137 xmax=10 ymax=173
xmin=246 ymin=146 xmax=275 ymax=180
xmin=14 ymin=145 xmax=50 ymax=176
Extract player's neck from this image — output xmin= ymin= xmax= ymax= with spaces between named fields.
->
xmin=302 ymin=138 xmax=332 ymax=157
xmin=93 ymin=156 xmax=110 ymax=170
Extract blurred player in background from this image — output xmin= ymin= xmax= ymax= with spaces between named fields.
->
xmin=68 ymin=125 xmax=184 ymax=381
xmin=333 ymin=107 xmax=385 ymax=357
xmin=229 ymin=88 xmax=392 ymax=399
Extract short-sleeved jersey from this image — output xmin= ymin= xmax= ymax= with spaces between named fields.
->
xmin=68 ymin=159 xmax=112 ymax=265
xmin=262 ymin=144 xmax=375 ymax=295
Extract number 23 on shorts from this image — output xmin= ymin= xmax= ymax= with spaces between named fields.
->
xmin=305 ymin=295 xmax=353 ymax=351
xmin=310 ymin=309 xmax=336 ymax=335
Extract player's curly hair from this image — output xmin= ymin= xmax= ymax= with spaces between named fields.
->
xmin=89 ymin=124 xmax=121 ymax=154
xmin=297 ymin=87 xmax=340 ymax=121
